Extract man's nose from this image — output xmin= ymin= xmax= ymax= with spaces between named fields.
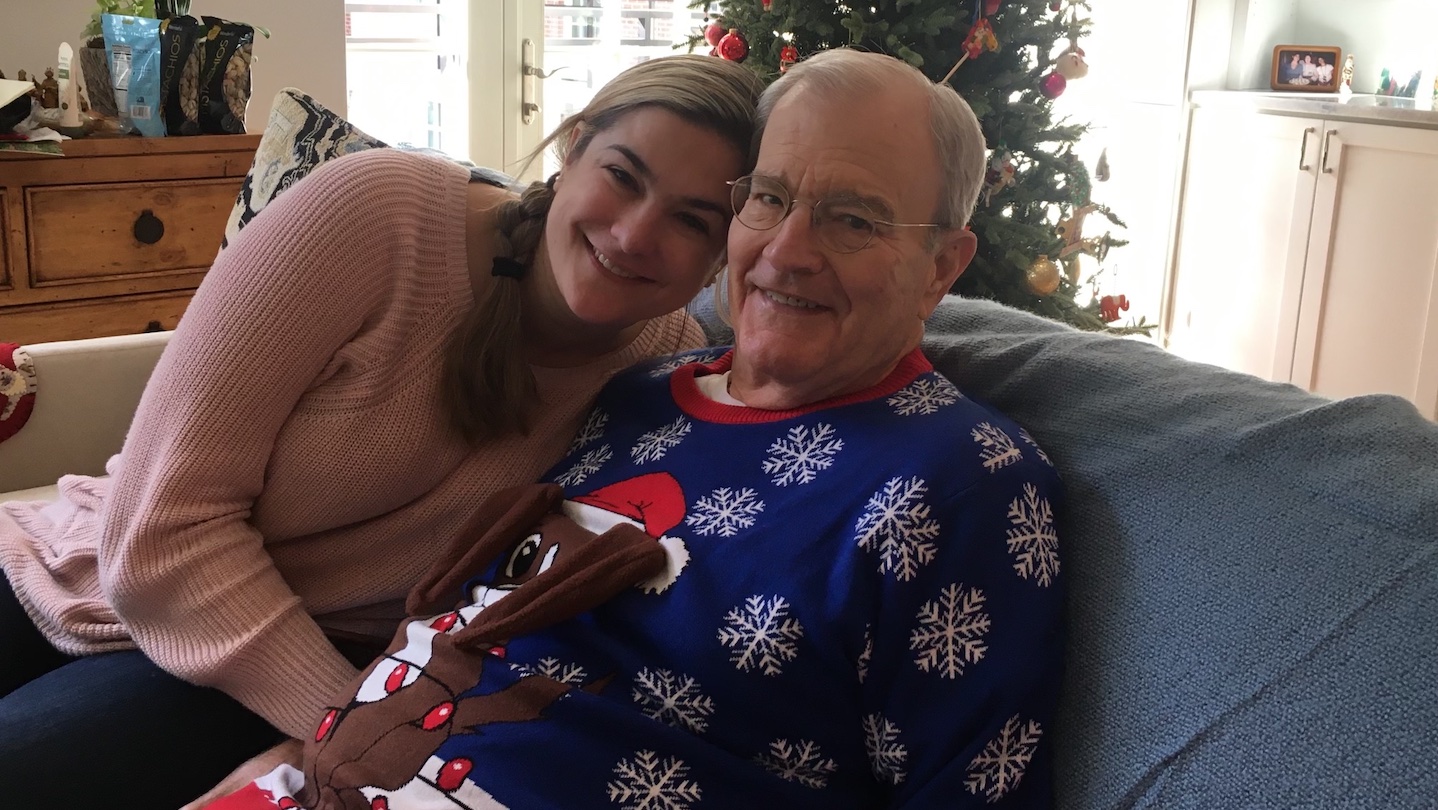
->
xmin=760 ymin=203 xmax=824 ymax=272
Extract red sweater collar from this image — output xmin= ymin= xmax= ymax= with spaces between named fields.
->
xmin=670 ymin=347 xmax=934 ymax=424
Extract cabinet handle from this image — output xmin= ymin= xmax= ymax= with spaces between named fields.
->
xmin=1321 ymin=130 xmax=1337 ymax=174
xmin=133 ymin=209 xmax=165 ymax=245
xmin=1298 ymin=126 xmax=1316 ymax=171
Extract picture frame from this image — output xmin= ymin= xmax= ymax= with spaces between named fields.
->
xmin=1271 ymin=45 xmax=1343 ymax=92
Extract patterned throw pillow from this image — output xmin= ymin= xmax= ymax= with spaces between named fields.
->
xmin=222 ymin=88 xmax=521 ymax=250
xmin=221 ymin=88 xmax=387 ymax=249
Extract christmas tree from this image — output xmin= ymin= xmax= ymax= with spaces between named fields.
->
xmin=689 ymin=0 xmax=1149 ymax=333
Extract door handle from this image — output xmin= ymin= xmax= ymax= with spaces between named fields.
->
xmin=1321 ymin=129 xmax=1338 ymax=174
xmin=521 ymin=38 xmax=541 ymax=124
xmin=1297 ymin=126 xmax=1316 ymax=171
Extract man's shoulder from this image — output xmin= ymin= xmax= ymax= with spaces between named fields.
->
xmin=884 ymin=370 xmax=1062 ymax=500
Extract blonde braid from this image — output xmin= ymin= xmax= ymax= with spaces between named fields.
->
xmin=441 ymin=176 xmax=557 ymax=444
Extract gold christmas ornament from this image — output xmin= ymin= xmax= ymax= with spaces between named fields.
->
xmin=1027 ymin=254 xmax=1062 ymax=295
xmin=1063 ymin=253 xmax=1082 ymax=284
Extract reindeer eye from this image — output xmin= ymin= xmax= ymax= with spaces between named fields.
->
xmin=504 ymin=535 xmax=542 ymax=578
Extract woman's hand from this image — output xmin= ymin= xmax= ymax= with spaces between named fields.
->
xmin=178 ymin=737 xmax=304 ymax=810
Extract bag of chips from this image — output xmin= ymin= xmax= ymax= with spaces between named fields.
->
xmin=102 ymin=13 xmax=166 ymax=137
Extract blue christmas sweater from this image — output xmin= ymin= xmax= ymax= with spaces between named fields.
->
xmin=437 ymin=347 xmax=1067 ymax=808
xmin=225 ymin=347 xmax=1064 ymax=810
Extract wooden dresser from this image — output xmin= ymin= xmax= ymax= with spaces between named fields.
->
xmin=0 ymin=134 xmax=259 ymax=344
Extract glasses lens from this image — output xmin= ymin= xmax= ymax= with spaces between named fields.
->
xmin=732 ymin=176 xmax=788 ymax=231
xmin=814 ymin=200 xmax=877 ymax=253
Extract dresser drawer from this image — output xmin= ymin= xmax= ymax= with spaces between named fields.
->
xmin=0 ymin=290 xmax=192 ymax=344
xmin=25 ymin=177 xmax=239 ymax=286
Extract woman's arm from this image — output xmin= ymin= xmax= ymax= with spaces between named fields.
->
xmin=98 ymin=149 xmax=465 ymax=738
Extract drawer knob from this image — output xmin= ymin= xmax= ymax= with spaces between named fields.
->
xmin=133 ymin=210 xmax=165 ymax=245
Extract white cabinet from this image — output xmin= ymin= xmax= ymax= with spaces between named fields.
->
xmin=1169 ymin=105 xmax=1438 ymax=419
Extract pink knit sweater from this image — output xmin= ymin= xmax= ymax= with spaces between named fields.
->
xmin=0 ymin=149 xmax=703 ymax=739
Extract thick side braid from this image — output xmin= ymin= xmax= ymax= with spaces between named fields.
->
xmin=442 ymin=177 xmax=557 ymax=444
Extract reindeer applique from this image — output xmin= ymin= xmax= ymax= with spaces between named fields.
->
xmin=291 ymin=481 xmax=678 ymax=810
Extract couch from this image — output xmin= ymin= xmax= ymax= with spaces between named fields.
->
xmin=3 ymin=296 xmax=1434 ymax=808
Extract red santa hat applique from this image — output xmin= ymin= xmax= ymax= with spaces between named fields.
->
xmin=564 ymin=472 xmax=690 ymax=594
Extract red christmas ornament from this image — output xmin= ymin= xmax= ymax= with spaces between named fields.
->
xmin=779 ymin=44 xmax=799 ymax=72
xmin=963 ymin=18 xmax=998 ymax=60
xmin=984 ymin=0 xmax=1001 ymax=14
xmin=1050 ymin=0 xmax=1062 ymax=10
xmin=704 ymin=20 xmax=725 ymax=47
xmin=1040 ymin=71 xmax=1067 ymax=99
xmin=717 ymin=28 xmax=749 ymax=63
xmin=763 ymin=0 xmax=773 ymax=8
xmin=1099 ymin=294 xmax=1131 ymax=323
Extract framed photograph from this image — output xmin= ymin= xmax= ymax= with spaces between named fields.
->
xmin=1271 ymin=45 xmax=1343 ymax=92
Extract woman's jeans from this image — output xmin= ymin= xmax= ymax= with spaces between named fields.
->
xmin=0 ymin=571 xmax=284 ymax=807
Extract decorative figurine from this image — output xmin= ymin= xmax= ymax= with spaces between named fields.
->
xmin=37 ymin=68 xmax=60 ymax=109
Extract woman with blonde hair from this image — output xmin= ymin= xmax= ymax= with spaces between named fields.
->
xmin=0 ymin=54 xmax=762 ymax=808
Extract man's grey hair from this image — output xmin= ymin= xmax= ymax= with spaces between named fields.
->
xmin=754 ymin=48 xmax=987 ymax=230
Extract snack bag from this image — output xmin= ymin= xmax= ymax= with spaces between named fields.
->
xmin=102 ymin=13 xmax=166 ymax=137
xmin=158 ymin=14 xmax=200 ymax=135
xmin=196 ymin=16 xmax=254 ymax=134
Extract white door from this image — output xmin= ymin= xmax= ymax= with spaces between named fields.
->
xmin=1166 ymin=108 xmax=1322 ymax=381
xmin=1290 ymin=122 xmax=1438 ymax=418
xmin=469 ymin=0 xmax=711 ymax=182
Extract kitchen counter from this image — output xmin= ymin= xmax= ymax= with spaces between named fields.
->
xmin=1189 ymin=90 xmax=1438 ymax=130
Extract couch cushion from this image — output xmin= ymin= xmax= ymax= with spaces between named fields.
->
xmin=917 ymin=296 xmax=1436 ymax=809
xmin=0 ymin=483 xmax=59 ymax=503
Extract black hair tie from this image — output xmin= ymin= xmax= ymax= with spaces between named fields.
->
xmin=545 ymin=172 xmax=559 ymax=190
xmin=491 ymin=257 xmax=526 ymax=279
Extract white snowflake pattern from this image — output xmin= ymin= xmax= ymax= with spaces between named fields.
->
xmin=762 ymin=423 xmax=844 ymax=487
xmin=607 ymin=750 xmax=702 ymax=810
xmin=569 ymin=408 xmax=609 ymax=452
xmin=856 ymin=624 xmax=873 ymax=684
xmin=554 ymin=444 xmax=613 ymax=487
xmin=862 ymin=713 xmax=909 ymax=785
xmin=686 ymin=487 xmax=765 ymax=537
xmin=717 ymin=595 xmax=804 ymax=676
xmin=648 ymin=351 xmax=718 ymax=378
xmin=755 ymin=739 xmax=838 ymax=789
xmin=854 ymin=476 xmax=940 ymax=581
xmin=965 ymin=715 xmax=1043 ymax=803
xmin=910 ymin=582 xmax=990 ymax=679
xmin=1019 ymin=428 xmax=1052 ymax=467
xmin=1005 ymin=483 xmax=1059 ymax=587
xmin=631 ymin=668 xmax=715 ymax=735
xmin=631 ymin=416 xmax=693 ymax=464
xmin=972 ymin=422 xmax=1023 ymax=472
xmin=887 ymin=377 xmax=962 ymax=416
xmin=515 ymin=656 xmax=588 ymax=685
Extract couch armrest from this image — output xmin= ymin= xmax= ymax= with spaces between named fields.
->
xmin=0 ymin=331 xmax=170 ymax=494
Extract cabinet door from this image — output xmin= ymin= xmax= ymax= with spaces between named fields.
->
xmin=1167 ymin=109 xmax=1321 ymax=381
xmin=1292 ymin=123 xmax=1438 ymax=419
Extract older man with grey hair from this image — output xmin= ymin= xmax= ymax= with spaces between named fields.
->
xmin=191 ymin=48 xmax=1062 ymax=810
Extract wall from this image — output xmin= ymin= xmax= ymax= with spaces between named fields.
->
xmin=0 ymin=0 xmax=346 ymax=131
xmin=1217 ymin=0 xmax=1438 ymax=92
xmin=1294 ymin=0 xmax=1436 ymax=94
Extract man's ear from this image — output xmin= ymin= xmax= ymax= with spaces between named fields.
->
xmin=921 ymin=227 xmax=977 ymax=316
